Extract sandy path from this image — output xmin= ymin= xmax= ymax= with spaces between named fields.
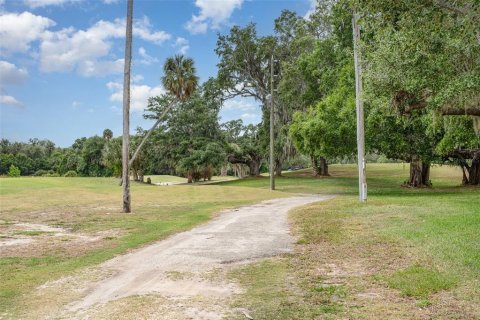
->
xmin=62 ymin=195 xmax=332 ymax=318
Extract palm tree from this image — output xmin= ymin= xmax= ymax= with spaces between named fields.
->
xmin=122 ymin=0 xmax=133 ymax=213
xmin=162 ymin=55 xmax=198 ymax=101
xmin=103 ymin=128 xmax=113 ymax=141
xmin=128 ymin=55 xmax=198 ymax=167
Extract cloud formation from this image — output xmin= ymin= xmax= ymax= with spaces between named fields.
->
xmin=185 ymin=0 xmax=243 ymax=34
xmin=173 ymin=37 xmax=189 ymax=55
xmin=138 ymin=47 xmax=159 ymax=65
xmin=0 ymin=60 xmax=28 ymax=108
xmin=0 ymin=61 xmax=28 ymax=84
xmin=0 ymin=11 xmax=170 ymax=77
xmin=0 ymin=11 xmax=55 ymax=54
xmin=39 ymin=16 xmax=170 ymax=76
xmin=0 ymin=95 xmax=23 ymax=107
xmin=23 ymin=0 xmax=81 ymax=8
xmin=107 ymin=80 xmax=165 ymax=112
xmin=223 ymin=98 xmax=256 ymax=112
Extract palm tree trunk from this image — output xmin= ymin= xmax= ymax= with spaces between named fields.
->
xmin=128 ymin=101 xmax=175 ymax=167
xmin=122 ymin=0 xmax=133 ymax=213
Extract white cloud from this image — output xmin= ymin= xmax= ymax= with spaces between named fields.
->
xmin=304 ymin=0 xmax=316 ymax=19
xmin=173 ymin=37 xmax=190 ymax=55
xmin=223 ymin=98 xmax=256 ymax=112
xmin=241 ymin=112 xmax=257 ymax=120
xmin=103 ymin=0 xmax=119 ymax=4
xmin=0 ymin=94 xmax=23 ymax=107
xmin=0 ymin=11 xmax=55 ymax=54
xmin=107 ymin=80 xmax=165 ymax=112
xmin=0 ymin=61 xmax=28 ymax=109
xmin=39 ymin=17 xmax=169 ymax=76
xmin=0 ymin=61 xmax=28 ymax=85
xmin=137 ymin=47 xmax=158 ymax=65
xmin=132 ymin=74 xmax=144 ymax=83
xmin=134 ymin=16 xmax=171 ymax=44
xmin=185 ymin=0 xmax=243 ymax=34
xmin=23 ymin=0 xmax=81 ymax=8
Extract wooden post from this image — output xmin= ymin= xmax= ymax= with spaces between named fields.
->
xmin=122 ymin=0 xmax=133 ymax=213
xmin=353 ymin=11 xmax=367 ymax=202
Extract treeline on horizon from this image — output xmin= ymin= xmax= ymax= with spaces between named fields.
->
xmin=2 ymin=0 xmax=479 ymax=187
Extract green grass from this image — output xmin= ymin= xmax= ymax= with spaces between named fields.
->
xmin=1 ymin=164 xmax=478 ymax=318
xmin=227 ymin=163 xmax=480 ymax=319
xmin=385 ymin=265 xmax=456 ymax=298
xmin=0 ymin=177 xmax=290 ymax=314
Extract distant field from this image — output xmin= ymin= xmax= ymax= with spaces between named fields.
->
xmin=0 ymin=176 xmax=289 ymax=314
xmin=145 ymin=174 xmax=238 ymax=185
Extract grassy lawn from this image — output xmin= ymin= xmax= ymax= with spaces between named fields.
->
xmin=225 ymin=164 xmax=480 ymax=319
xmin=1 ymin=164 xmax=478 ymax=319
xmin=0 ymin=177 xmax=290 ymax=314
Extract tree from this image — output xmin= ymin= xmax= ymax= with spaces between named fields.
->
xmin=361 ymin=0 xmax=480 ymax=185
xmin=162 ymin=55 xmax=199 ymax=102
xmin=122 ymin=0 xmax=133 ymax=213
xmin=143 ymin=84 xmax=223 ymax=183
xmin=289 ymin=63 xmax=357 ymax=176
xmin=103 ymin=129 xmax=113 ymax=141
xmin=129 ymin=54 xmax=199 ymax=168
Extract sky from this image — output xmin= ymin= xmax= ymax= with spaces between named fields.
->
xmin=0 ymin=0 xmax=315 ymax=147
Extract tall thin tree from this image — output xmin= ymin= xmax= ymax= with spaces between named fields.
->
xmin=122 ymin=0 xmax=133 ymax=213
xmin=129 ymin=55 xmax=198 ymax=167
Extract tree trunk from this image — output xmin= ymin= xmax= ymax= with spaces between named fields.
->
xmin=248 ymin=160 xmax=260 ymax=176
xmin=187 ymin=171 xmax=193 ymax=183
xmin=407 ymin=159 xmax=431 ymax=187
xmin=319 ymin=157 xmax=329 ymax=176
xmin=220 ymin=164 xmax=228 ymax=176
xmin=121 ymin=0 xmax=133 ymax=213
xmin=275 ymin=159 xmax=282 ymax=177
xmin=311 ymin=156 xmax=319 ymax=176
xmin=132 ymin=169 xmax=138 ymax=181
xmin=463 ymin=157 xmax=480 ymax=185
xmin=138 ymin=169 xmax=144 ymax=183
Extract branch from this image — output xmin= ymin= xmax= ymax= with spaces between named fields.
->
xmin=441 ymin=107 xmax=480 ymax=116
xmin=129 ymin=100 xmax=176 ymax=167
xmin=434 ymin=0 xmax=470 ymax=15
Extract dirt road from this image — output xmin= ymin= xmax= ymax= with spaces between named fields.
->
xmin=47 ymin=195 xmax=332 ymax=319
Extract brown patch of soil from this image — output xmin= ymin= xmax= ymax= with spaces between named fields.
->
xmin=0 ymin=222 xmax=122 ymax=257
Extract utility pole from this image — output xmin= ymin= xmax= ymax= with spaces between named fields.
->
xmin=122 ymin=0 xmax=133 ymax=213
xmin=269 ymin=54 xmax=275 ymax=191
xmin=353 ymin=11 xmax=367 ymax=202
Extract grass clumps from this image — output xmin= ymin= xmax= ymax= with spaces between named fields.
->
xmin=385 ymin=265 xmax=456 ymax=298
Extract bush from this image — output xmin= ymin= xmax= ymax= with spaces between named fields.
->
xmin=45 ymin=172 xmax=60 ymax=177
xmin=63 ymin=170 xmax=78 ymax=177
xmin=146 ymin=177 xmax=152 ymax=184
xmin=33 ymin=169 xmax=49 ymax=176
xmin=7 ymin=165 xmax=21 ymax=177
xmin=33 ymin=169 xmax=60 ymax=177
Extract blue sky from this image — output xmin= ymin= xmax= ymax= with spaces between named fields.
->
xmin=0 ymin=0 xmax=314 ymax=147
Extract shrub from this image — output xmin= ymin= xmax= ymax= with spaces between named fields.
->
xmin=45 ymin=172 xmax=60 ymax=177
xmin=146 ymin=177 xmax=152 ymax=184
xmin=7 ymin=165 xmax=21 ymax=177
xmin=33 ymin=169 xmax=49 ymax=176
xmin=63 ymin=170 xmax=78 ymax=177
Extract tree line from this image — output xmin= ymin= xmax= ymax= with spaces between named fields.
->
xmin=2 ymin=0 xmax=478 ymax=186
